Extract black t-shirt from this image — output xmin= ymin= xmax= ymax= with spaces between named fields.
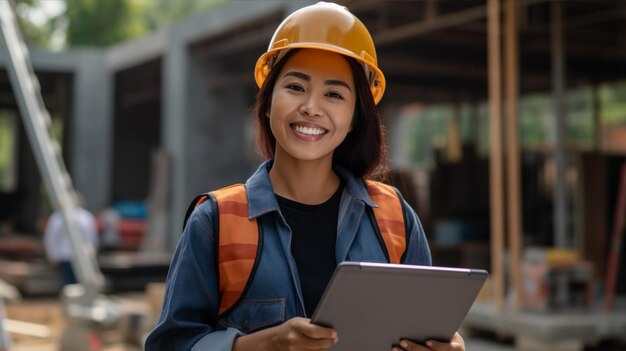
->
xmin=275 ymin=184 xmax=343 ymax=316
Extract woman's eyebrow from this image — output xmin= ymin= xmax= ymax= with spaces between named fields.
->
xmin=325 ymin=79 xmax=351 ymax=92
xmin=284 ymin=71 xmax=352 ymax=92
xmin=284 ymin=71 xmax=310 ymax=81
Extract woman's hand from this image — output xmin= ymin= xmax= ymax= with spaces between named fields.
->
xmin=391 ymin=332 xmax=465 ymax=351
xmin=233 ymin=317 xmax=338 ymax=351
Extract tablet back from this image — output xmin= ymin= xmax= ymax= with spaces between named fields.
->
xmin=310 ymin=262 xmax=488 ymax=351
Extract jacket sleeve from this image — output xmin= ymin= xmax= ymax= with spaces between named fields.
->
xmin=396 ymin=191 xmax=432 ymax=266
xmin=144 ymin=200 xmax=243 ymax=350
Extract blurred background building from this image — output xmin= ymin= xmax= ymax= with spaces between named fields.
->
xmin=1 ymin=0 xmax=625 ymax=350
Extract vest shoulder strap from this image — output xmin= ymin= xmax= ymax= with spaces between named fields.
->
xmin=210 ymin=184 xmax=260 ymax=316
xmin=365 ymin=180 xmax=407 ymax=264
xmin=185 ymin=184 xmax=260 ymax=316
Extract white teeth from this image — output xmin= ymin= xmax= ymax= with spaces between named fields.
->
xmin=294 ymin=125 xmax=326 ymax=136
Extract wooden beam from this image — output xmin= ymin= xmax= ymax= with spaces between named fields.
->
xmin=488 ymin=0 xmax=505 ymax=310
xmin=381 ymin=54 xmax=486 ymax=80
xmin=425 ymin=30 xmax=486 ymax=48
xmin=375 ymin=4 xmax=488 ymax=46
xmin=373 ymin=0 xmax=545 ymax=46
xmin=566 ymin=8 xmax=626 ymax=30
xmin=505 ymin=0 xmax=523 ymax=308
xmin=384 ymin=83 xmax=471 ymax=104
xmin=523 ymin=39 xmax=626 ymax=61
xmin=424 ymin=0 xmax=439 ymax=23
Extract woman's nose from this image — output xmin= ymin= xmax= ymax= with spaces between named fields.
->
xmin=299 ymin=95 xmax=323 ymax=118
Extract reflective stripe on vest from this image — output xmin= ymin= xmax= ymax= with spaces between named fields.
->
xmin=190 ymin=181 xmax=406 ymax=317
xmin=210 ymin=184 xmax=259 ymax=315
xmin=365 ymin=180 xmax=407 ymax=264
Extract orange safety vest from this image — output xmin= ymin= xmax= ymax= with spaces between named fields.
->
xmin=184 ymin=180 xmax=407 ymax=316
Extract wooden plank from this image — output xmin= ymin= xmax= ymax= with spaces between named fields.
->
xmin=488 ymin=0 xmax=505 ymax=309
xmin=505 ymin=0 xmax=523 ymax=307
xmin=604 ymin=163 xmax=626 ymax=312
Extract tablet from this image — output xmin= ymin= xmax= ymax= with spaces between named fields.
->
xmin=310 ymin=262 xmax=488 ymax=350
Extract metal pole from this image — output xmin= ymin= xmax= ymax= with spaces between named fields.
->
xmin=551 ymin=0 xmax=568 ymax=248
xmin=488 ymin=0 xmax=505 ymax=309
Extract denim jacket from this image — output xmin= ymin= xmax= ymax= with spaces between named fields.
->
xmin=145 ymin=160 xmax=432 ymax=350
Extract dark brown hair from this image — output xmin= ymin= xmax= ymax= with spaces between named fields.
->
xmin=254 ymin=49 xmax=387 ymax=180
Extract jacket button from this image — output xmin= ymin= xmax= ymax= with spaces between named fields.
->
xmin=242 ymin=320 xmax=250 ymax=331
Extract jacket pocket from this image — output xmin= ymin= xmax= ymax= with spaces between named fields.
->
xmin=218 ymin=298 xmax=286 ymax=333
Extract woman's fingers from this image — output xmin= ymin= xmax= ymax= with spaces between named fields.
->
xmin=283 ymin=318 xmax=338 ymax=350
xmin=296 ymin=318 xmax=337 ymax=340
xmin=393 ymin=332 xmax=465 ymax=351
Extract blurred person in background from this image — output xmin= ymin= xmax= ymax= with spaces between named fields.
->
xmin=146 ymin=2 xmax=464 ymax=351
xmin=43 ymin=192 xmax=99 ymax=285
xmin=98 ymin=204 xmax=120 ymax=252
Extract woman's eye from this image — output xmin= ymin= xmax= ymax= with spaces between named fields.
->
xmin=286 ymin=84 xmax=304 ymax=92
xmin=327 ymin=92 xmax=344 ymax=100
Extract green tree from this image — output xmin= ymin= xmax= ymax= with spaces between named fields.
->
xmin=14 ymin=0 xmax=228 ymax=48
xmin=65 ymin=0 xmax=147 ymax=47
xmin=142 ymin=0 xmax=226 ymax=32
xmin=13 ymin=0 xmax=62 ymax=47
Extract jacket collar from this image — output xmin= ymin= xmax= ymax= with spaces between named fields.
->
xmin=245 ymin=159 xmax=376 ymax=219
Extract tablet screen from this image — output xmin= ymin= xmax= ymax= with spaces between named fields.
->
xmin=310 ymin=262 xmax=488 ymax=351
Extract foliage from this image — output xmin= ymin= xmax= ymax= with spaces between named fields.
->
xmin=64 ymin=0 xmax=146 ymax=47
xmin=0 ymin=112 xmax=16 ymax=191
xmin=14 ymin=0 xmax=228 ymax=48
xmin=13 ymin=0 xmax=61 ymax=47
xmin=141 ymin=0 xmax=227 ymax=33
xmin=403 ymin=81 xmax=626 ymax=167
xmin=599 ymin=81 xmax=626 ymax=125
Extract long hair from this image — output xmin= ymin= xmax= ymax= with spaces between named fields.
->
xmin=253 ymin=49 xmax=387 ymax=180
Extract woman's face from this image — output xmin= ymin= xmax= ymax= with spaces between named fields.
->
xmin=268 ymin=49 xmax=356 ymax=164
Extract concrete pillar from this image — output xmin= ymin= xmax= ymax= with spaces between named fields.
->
xmin=70 ymin=50 xmax=112 ymax=213
xmin=162 ymin=38 xmax=188 ymax=252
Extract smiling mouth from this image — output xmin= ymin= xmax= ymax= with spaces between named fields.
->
xmin=291 ymin=124 xmax=328 ymax=136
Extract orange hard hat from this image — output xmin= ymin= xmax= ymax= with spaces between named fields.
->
xmin=254 ymin=1 xmax=386 ymax=104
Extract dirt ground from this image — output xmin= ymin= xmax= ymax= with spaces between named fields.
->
xmin=4 ymin=294 xmax=151 ymax=351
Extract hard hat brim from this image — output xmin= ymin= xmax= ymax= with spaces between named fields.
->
xmin=255 ymin=44 xmax=386 ymax=105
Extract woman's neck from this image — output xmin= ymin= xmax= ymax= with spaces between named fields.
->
xmin=269 ymin=153 xmax=340 ymax=205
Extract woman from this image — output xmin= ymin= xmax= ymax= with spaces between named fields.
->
xmin=145 ymin=3 xmax=465 ymax=351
